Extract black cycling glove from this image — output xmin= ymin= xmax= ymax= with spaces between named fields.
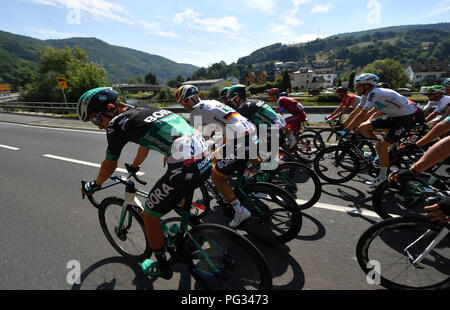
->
xmin=83 ymin=181 xmax=101 ymax=194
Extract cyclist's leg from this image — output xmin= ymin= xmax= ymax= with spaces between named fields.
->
xmin=212 ymin=137 xmax=256 ymax=228
xmin=141 ymin=159 xmax=212 ymax=278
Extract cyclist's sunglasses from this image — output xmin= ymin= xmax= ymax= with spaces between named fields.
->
xmin=91 ymin=112 xmax=109 ymax=126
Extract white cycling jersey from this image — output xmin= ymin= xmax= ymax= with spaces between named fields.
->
xmin=363 ymin=88 xmax=417 ymax=117
xmin=190 ymin=99 xmax=256 ymax=139
xmin=422 ymin=96 xmax=450 ymax=115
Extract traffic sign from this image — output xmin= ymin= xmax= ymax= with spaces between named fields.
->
xmin=56 ymin=77 xmax=68 ymax=89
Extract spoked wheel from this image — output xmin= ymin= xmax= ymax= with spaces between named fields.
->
xmin=293 ymin=134 xmax=325 ymax=163
xmin=237 ymin=182 xmax=302 ymax=244
xmin=356 ymin=216 xmax=450 ymax=290
xmin=98 ymin=197 xmax=152 ymax=261
xmin=184 ymin=223 xmax=272 ymax=290
xmin=313 ymin=146 xmax=359 ymax=184
xmin=267 ymin=162 xmax=322 ymax=210
xmin=372 ymin=179 xmax=446 ymax=219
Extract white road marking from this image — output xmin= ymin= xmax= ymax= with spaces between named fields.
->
xmin=298 ymin=199 xmax=381 ymax=218
xmin=0 ymin=121 xmax=104 ymax=134
xmin=0 ymin=144 xmax=20 ymax=151
xmin=43 ymin=154 xmax=145 ymax=176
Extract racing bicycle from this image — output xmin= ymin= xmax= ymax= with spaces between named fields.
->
xmin=81 ymin=164 xmax=272 ymax=290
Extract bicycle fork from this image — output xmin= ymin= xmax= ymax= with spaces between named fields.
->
xmin=404 ymin=226 xmax=449 ymax=268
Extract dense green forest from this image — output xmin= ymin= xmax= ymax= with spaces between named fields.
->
xmin=0 ymin=30 xmax=198 ymax=91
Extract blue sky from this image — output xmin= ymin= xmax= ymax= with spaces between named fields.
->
xmin=1 ymin=0 xmax=449 ymax=67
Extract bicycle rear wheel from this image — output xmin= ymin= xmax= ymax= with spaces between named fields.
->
xmin=238 ymin=182 xmax=302 ymax=244
xmin=267 ymin=162 xmax=322 ymax=210
xmin=98 ymin=197 xmax=152 ymax=261
xmin=314 ymin=146 xmax=359 ymax=184
xmin=184 ymin=223 xmax=272 ymax=290
xmin=372 ymin=180 xmax=439 ymax=219
xmin=356 ymin=217 xmax=450 ymax=290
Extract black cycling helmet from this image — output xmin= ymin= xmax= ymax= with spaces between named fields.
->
xmin=336 ymin=87 xmax=348 ymax=94
xmin=77 ymin=87 xmax=119 ymax=122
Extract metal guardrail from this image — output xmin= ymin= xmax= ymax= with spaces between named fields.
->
xmin=0 ymin=101 xmax=338 ymax=115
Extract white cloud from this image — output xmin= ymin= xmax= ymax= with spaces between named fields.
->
xmin=246 ymin=0 xmax=277 ymax=13
xmin=23 ymin=27 xmax=80 ymax=39
xmin=311 ymin=3 xmax=333 ymax=14
xmin=294 ymin=34 xmax=326 ymax=42
xmin=174 ymin=9 xmax=241 ymax=37
xmin=425 ymin=1 xmax=450 ymax=17
xmin=25 ymin=0 xmax=177 ymax=37
xmin=292 ymin=0 xmax=311 ymax=5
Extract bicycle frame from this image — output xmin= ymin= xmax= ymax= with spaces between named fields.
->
xmin=404 ymin=225 xmax=449 ymax=268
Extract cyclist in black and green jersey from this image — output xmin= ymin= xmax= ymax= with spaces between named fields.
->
xmin=226 ymin=84 xmax=288 ymax=154
xmin=77 ymin=87 xmax=212 ymax=280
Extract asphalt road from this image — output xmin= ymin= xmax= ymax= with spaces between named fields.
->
xmin=0 ymin=114 xmax=383 ymax=291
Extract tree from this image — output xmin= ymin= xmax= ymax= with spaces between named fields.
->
xmin=145 ymin=72 xmax=158 ymax=85
xmin=280 ymin=70 xmax=291 ymax=92
xmin=21 ymin=45 xmax=109 ymax=102
xmin=362 ymin=58 xmax=410 ymax=88
xmin=348 ymin=71 xmax=357 ymax=91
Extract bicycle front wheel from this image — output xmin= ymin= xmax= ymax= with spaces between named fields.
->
xmin=98 ymin=197 xmax=152 ymax=261
xmin=314 ymin=146 xmax=359 ymax=184
xmin=238 ymin=182 xmax=302 ymax=244
xmin=356 ymin=216 xmax=450 ymax=290
xmin=293 ymin=133 xmax=325 ymax=163
xmin=184 ymin=223 xmax=272 ymax=290
xmin=267 ymin=162 xmax=322 ymax=210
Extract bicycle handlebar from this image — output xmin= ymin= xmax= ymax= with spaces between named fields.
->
xmin=81 ymin=163 xmax=147 ymax=209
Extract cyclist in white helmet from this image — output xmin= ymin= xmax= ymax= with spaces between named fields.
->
xmin=341 ymin=73 xmax=425 ymax=187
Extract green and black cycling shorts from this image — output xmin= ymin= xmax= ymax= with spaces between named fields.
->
xmin=144 ymin=157 xmax=212 ymax=218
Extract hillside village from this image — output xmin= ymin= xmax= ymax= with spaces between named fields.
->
xmin=182 ymin=60 xmax=450 ymax=94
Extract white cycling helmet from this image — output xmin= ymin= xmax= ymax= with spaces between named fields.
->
xmin=354 ymin=73 xmax=380 ymax=87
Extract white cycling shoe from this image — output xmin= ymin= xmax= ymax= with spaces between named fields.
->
xmin=229 ymin=208 xmax=251 ymax=228
xmin=365 ymin=176 xmax=387 ymax=188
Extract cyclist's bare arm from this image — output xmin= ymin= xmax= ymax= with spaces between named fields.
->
xmin=425 ymin=111 xmax=439 ymax=123
xmin=346 ymin=107 xmax=369 ymax=131
xmin=96 ymin=159 xmax=119 ymax=185
xmin=132 ymin=146 xmax=149 ymax=168
xmin=416 ymin=120 xmax=450 ymax=147
xmin=343 ymin=106 xmax=362 ymax=128
xmin=411 ymin=135 xmax=450 ymax=173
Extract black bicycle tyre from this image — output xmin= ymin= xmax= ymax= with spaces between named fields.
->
xmin=239 ymin=182 xmax=302 ymax=244
xmin=98 ymin=197 xmax=152 ymax=261
xmin=267 ymin=162 xmax=322 ymax=210
xmin=184 ymin=223 xmax=272 ymax=290
xmin=313 ymin=146 xmax=359 ymax=184
xmin=294 ymin=134 xmax=325 ymax=163
xmin=356 ymin=216 xmax=450 ymax=290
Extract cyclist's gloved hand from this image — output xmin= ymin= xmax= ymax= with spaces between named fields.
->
xmin=425 ymin=197 xmax=450 ymax=222
xmin=400 ymin=141 xmax=418 ymax=150
xmin=82 ymin=180 xmax=101 ymax=195
xmin=340 ymin=128 xmax=349 ymax=138
xmin=388 ymin=168 xmax=424 ymax=183
xmin=128 ymin=165 xmax=140 ymax=174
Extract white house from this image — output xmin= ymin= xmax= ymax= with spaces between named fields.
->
xmin=293 ymin=68 xmax=315 ymax=90
xmin=406 ymin=62 xmax=450 ymax=86
xmin=313 ymin=68 xmax=337 ymax=88
xmin=182 ymin=79 xmax=227 ymax=91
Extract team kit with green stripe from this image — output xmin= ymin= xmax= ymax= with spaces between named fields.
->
xmin=104 ymin=103 xmax=281 ymax=217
